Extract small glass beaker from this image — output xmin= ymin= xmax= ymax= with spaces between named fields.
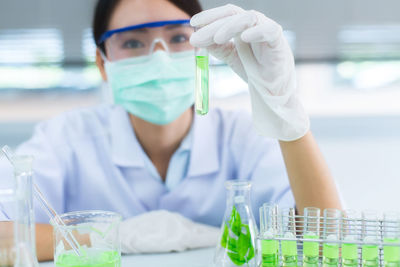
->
xmin=214 ymin=181 xmax=258 ymax=267
xmin=52 ymin=210 xmax=122 ymax=267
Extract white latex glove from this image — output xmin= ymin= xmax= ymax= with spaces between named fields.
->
xmin=119 ymin=210 xmax=220 ymax=254
xmin=190 ymin=4 xmax=310 ymax=141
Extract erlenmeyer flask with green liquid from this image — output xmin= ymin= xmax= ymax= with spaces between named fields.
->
xmin=214 ymin=181 xmax=258 ymax=267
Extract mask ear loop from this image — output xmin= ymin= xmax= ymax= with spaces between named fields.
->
xmin=149 ymin=38 xmax=170 ymax=54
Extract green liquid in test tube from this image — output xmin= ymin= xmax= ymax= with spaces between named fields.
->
xmin=303 ymin=207 xmax=321 ymax=267
xmin=383 ymin=212 xmax=400 ymax=267
xmin=281 ymin=208 xmax=298 ymax=266
xmin=362 ymin=211 xmax=380 ymax=267
xmin=262 ymin=239 xmax=279 ymax=267
xmin=322 ymin=209 xmax=342 ymax=267
xmin=195 ymin=48 xmax=209 ymax=115
xmin=342 ymin=210 xmax=361 ymax=267
xmin=260 ymin=204 xmax=279 ymax=267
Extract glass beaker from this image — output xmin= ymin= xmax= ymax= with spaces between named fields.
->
xmin=214 ymin=181 xmax=258 ymax=267
xmin=52 ymin=210 xmax=122 ymax=267
xmin=0 ymin=187 xmax=38 ymax=267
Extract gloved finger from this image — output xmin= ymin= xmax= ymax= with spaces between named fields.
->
xmin=241 ymin=14 xmax=283 ymax=46
xmin=190 ymin=17 xmax=231 ymax=47
xmin=213 ymin=11 xmax=257 ymax=44
xmin=190 ymin=4 xmax=244 ymax=27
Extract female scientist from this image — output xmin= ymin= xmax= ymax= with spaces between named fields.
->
xmin=0 ymin=0 xmax=341 ymax=261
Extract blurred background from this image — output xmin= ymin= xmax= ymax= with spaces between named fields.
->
xmin=1 ymin=0 xmax=400 ymax=213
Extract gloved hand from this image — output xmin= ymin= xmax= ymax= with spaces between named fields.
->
xmin=190 ymin=4 xmax=310 ymax=141
xmin=118 ymin=210 xmax=220 ymax=254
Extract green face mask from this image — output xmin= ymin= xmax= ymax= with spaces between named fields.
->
xmin=104 ymin=50 xmax=195 ymax=125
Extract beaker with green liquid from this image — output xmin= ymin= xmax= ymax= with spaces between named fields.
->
xmin=322 ymin=209 xmax=342 ymax=267
xmin=362 ymin=210 xmax=380 ymax=267
xmin=280 ymin=208 xmax=298 ymax=266
xmin=303 ymin=207 xmax=321 ymax=267
xmin=195 ymin=46 xmax=209 ymax=115
xmin=259 ymin=203 xmax=279 ymax=267
xmin=52 ymin=210 xmax=122 ymax=267
xmin=383 ymin=212 xmax=400 ymax=267
xmin=342 ymin=210 xmax=361 ymax=267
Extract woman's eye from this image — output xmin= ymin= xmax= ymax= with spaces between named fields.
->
xmin=170 ymin=34 xmax=189 ymax=44
xmin=122 ymin=39 xmax=144 ymax=49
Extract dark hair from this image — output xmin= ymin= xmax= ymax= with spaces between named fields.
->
xmin=93 ymin=0 xmax=203 ymax=53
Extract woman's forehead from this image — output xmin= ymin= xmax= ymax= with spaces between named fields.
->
xmin=108 ymin=0 xmax=191 ymax=31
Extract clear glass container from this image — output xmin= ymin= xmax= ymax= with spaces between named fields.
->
xmin=259 ymin=203 xmax=279 ymax=267
xmin=303 ymin=207 xmax=321 ymax=267
xmin=341 ymin=210 xmax=361 ymax=267
xmin=0 ymin=155 xmax=39 ymax=267
xmin=322 ymin=209 xmax=342 ymax=267
xmin=214 ymin=181 xmax=258 ymax=267
xmin=52 ymin=210 xmax=122 ymax=267
xmin=280 ymin=208 xmax=298 ymax=267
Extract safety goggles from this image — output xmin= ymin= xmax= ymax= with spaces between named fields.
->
xmin=99 ymin=20 xmax=194 ymax=62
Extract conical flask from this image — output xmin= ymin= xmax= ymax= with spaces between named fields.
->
xmin=214 ymin=180 xmax=258 ymax=267
xmin=0 ymin=155 xmax=39 ymax=267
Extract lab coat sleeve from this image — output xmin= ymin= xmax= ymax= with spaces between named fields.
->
xmin=229 ymin=112 xmax=295 ymax=221
xmin=5 ymin=121 xmax=69 ymax=224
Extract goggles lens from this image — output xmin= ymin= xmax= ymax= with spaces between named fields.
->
xmin=101 ymin=20 xmax=194 ymax=61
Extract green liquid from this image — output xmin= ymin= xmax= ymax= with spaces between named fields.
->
xmin=55 ymin=249 xmax=120 ymax=267
xmin=195 ymin=55 xmax=209 ymax=115
xmin=384 ymin=238 xmax=400 ymax=266
xmin=323 ymin=243 xmax=339 ymax=267
xmin=303 ymin=235 xmax=319 ymax=266
xmin=261 ymin=239 xmax=279 ymax=267
xmin=342 ymin=243 xmax=359 ymax=266
xmin=282 ymin=240 xmax=298 ymax=266
xmin=362 ymin=244 xmax=379 ymax=267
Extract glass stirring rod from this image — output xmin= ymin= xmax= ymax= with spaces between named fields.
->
xmin=2 ymin=145 xmax=82 ymax=256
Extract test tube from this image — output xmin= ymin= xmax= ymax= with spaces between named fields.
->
xmin=322 ymin=209 xmax=342 ymax=267
xmin=362 ymin=210 xmax=380 ymax=267
xmin=342 ymin=210 xmax=361 ymax=267
xmin=280 ymin=208 xmax=298 ymax=266
xmin=195 ymin=45 xmax=209 ymax=115
xmin=303 ymin=207 xmax=321 ymax=267
xmin=260 ymin=203 xmax=279 ymax=267
xmin=383 ymin=212 xmax=400 ymax=267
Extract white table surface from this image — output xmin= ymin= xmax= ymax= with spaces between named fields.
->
xmin=39 ymin=247 xmax=215 ymax=267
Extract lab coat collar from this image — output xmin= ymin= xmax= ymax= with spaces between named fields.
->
xmin=110 ymin=106 xmax=220 ymax=175
xmin=187 ymin=113 xmax=220 ymax=177
xmin=110 ymin=106 xmax=145 ymax=167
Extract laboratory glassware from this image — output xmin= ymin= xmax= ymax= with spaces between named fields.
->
xmin=303 ymin=207 xmax=321 ymax=267
xmin=341 ymin=210 xmax=361 ymax=267
xmin=280 ymin=207 xmax=298 ymax=267
xmin=259 ymin=203 xmax=279 ymax=267
xmin=362 ymin=210 xmax=380 ymax=267
xmin=322 ymin=209 xmax=342 ymax=267
xmin=383 ymin=212 xmax=400 ymax=267
xmin=214 ymin=181 xmax=258 ymax=267
xmin=52 ymin=210 xmax=122 ymax=267
xmin=195 ymin=44 xmax=209 ymax=115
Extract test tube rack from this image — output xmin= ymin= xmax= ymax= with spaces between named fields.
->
xmin=259 ymin=206 xmax=400 ymax=267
